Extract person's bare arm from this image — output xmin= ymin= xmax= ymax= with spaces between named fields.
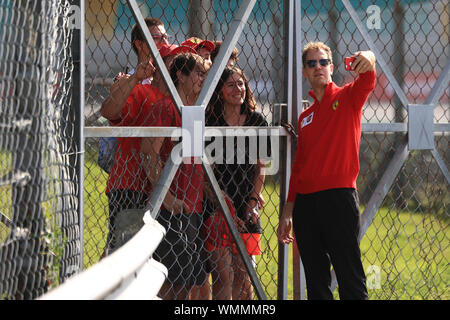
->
xmin=140 ymin=137 xmax=190 ymax=214
xmin=101 ymin=61 xmax=156 ymax=121
xmin=101 ymin=74 xmax=139 ymax=121
xmin=245 ymin=160 xmax=266 ymax=225
xmin=277 ymin=201 xmax=294 ymax=244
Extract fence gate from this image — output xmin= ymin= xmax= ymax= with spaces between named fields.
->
xmin=81 ymin=0 xmax=448 ymax=300
xmin=83 ymin=0 xmax=290 ymax=300
xmin=292 ymin=0 xmax=448 ymax=299
xmin=0 ymin=0 xmax=448 ymax=300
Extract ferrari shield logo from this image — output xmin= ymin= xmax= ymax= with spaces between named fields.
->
xmin=332 ymin=100 xmax=339 ymax=111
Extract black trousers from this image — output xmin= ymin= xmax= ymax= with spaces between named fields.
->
xmin=292 ymin=188 xmax=368 ymax=300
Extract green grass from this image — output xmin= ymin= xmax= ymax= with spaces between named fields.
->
xmin=359 ymin=207 xmax=449 ymax=300
xmin=81 ymin=155 xmax=449 ymax=300
xmin=1 ymin=143 xmax=447 ymax=299
xmin=0 ymin=150 xmax=12 ymax=240
xmin=83 ymin=148 xmax=110 ymax=268
xmin=257 ymin=181 xmax=448 ymax=300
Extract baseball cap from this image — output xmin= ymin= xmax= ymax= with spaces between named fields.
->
xmin=158 ymin=44 xmax=196 ymax=59
xmin=181 ymin=37 xmax=215 ymax=52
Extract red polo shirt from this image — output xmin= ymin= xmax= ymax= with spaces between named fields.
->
xmin=287 ymin=70 xmax=376 ymax=201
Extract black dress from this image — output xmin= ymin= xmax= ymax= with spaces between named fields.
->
xmin=205 ymin=110 xmax=270 ymax=234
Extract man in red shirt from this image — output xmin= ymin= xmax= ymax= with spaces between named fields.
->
xmin=101 ymin=18 xmax=168 ymax=122
xmin=100 ymin=18 xmax=194 ymax=254
xmin=277 ymin=42 xmax=376 ymax=300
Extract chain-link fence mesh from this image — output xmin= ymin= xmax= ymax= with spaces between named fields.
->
xmin=83 ymin=0 xmax=287 ymax=300
xmin=82 ymin=0 xmax=447 ymax=300
xmin=1 ymin=0 xmax=448 ymax=300
xmin=0 ymin=0 xmax=79 ymax=299
xmin=300 ymin=0 xmax=448 ymax=299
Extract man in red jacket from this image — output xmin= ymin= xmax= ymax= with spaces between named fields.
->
xmin=277 ymin=42 xmax=376 ymax=300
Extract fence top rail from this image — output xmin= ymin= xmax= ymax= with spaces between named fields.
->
xmin=84 ymin=126 xmax=289 ymax=138
xmin=38 ymin=217 xmax=165 ymax=300
xmin=83 ymin=123 xmax=449 ymax=138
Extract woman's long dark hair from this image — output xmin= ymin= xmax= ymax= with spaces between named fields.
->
xmin=206 ymin=66 xmax=257 ymax=122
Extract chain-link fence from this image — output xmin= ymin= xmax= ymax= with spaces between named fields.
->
xmin=0 ymin=0 xmax=448 ymax=300
xmin=300 ymin=0 xmax=448 ymax=299
xmin=0 ymin=0 xmax=80 ymax=299
xmin=82 ymin=0 xmax=448 ymax=300
xmin=82 ymin=0 xmax=288 ymax=300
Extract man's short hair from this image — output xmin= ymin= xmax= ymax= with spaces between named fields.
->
xmin=131 ymin=18 xmax=164 ymax=54
xmin=302 ymin=42 xmax=333 ymax=67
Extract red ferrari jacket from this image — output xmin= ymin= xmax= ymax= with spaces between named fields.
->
xmin=287 ymin=70 xmax=376 ymax=201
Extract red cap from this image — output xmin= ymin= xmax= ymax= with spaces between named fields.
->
xmin=181 ymin=37 xmax=215 ymax=52
xmin=159 ymin=44 xmax=196 ymax=59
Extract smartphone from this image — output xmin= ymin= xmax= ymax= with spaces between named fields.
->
xmin=344 ymin=56 xmax=356 ymax=71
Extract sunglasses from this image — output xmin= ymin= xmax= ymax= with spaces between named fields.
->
xmin=305 ymin=59 xmax=331 ymax=68
xmin=151 ymin=33 xmax=170 ymax=41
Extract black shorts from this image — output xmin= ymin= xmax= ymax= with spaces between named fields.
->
xmin=153 ymin=209 xmax=209 ymax=287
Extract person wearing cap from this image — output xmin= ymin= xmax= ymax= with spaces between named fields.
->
xmin=152 ymin=44 xmax=197 ymax=96
xmin=181 ymin=37 xmax=215 ymax=67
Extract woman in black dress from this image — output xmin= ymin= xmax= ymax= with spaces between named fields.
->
xmin=204 ymin=66 xmax=269 ymax=299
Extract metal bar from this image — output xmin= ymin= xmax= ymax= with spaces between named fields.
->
xmin=360 ymin=141 xmax=409 ymax=240
xmin=293 ymin=0 xmax=307 ymax=301
xmin=126 ymin=0 xmax=183 ymax=114
xmin=341 ymin=0 xmax=409 ymax=109
xmin=276 ymin=0 xmax=292 ymax=299
xmin=421 ymin=54 xmax=449 ymax=188
xmin=195 ymin=0 xmax=257 ymax=107
xmin=0 ymin=211 xmax=12 ymax=228
xmin=434 ymin=123 xmax=450 ymax=132
xmin=431 ymin=149 xmax=450 ymax=185
xmin=142 ymin=146 xmax=182 ymax=221
xmin=85 ymin=123 xmax=448 ymax=138
xmin=201 ymin=154 xmax=267 ymax=300
xmin=78 ymin=0 xmax=86 ymax=272
xmin=330 ymin=140 xmax=410 ymax=292
xmin=362 ymin=123 xmax=449 ymax=132
xmin=0 ymin=119 xmax=32 ymax=130
xmin=361 ymin=122 xmax=449 ymax=135
xmin=361 ymin=123 xmax=408 ymax=132
xmin=424 ymin=59 xmax=450 ymax=106
xmin=84 ymin=127 xmax=182 ymax=138
xmin=0 ymin=170 xmax=31 ymax=187
xmin=288 ymin=0 xmax=299 ymax=301
xmin=84 ymin=126 xmax=287 ymax=137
